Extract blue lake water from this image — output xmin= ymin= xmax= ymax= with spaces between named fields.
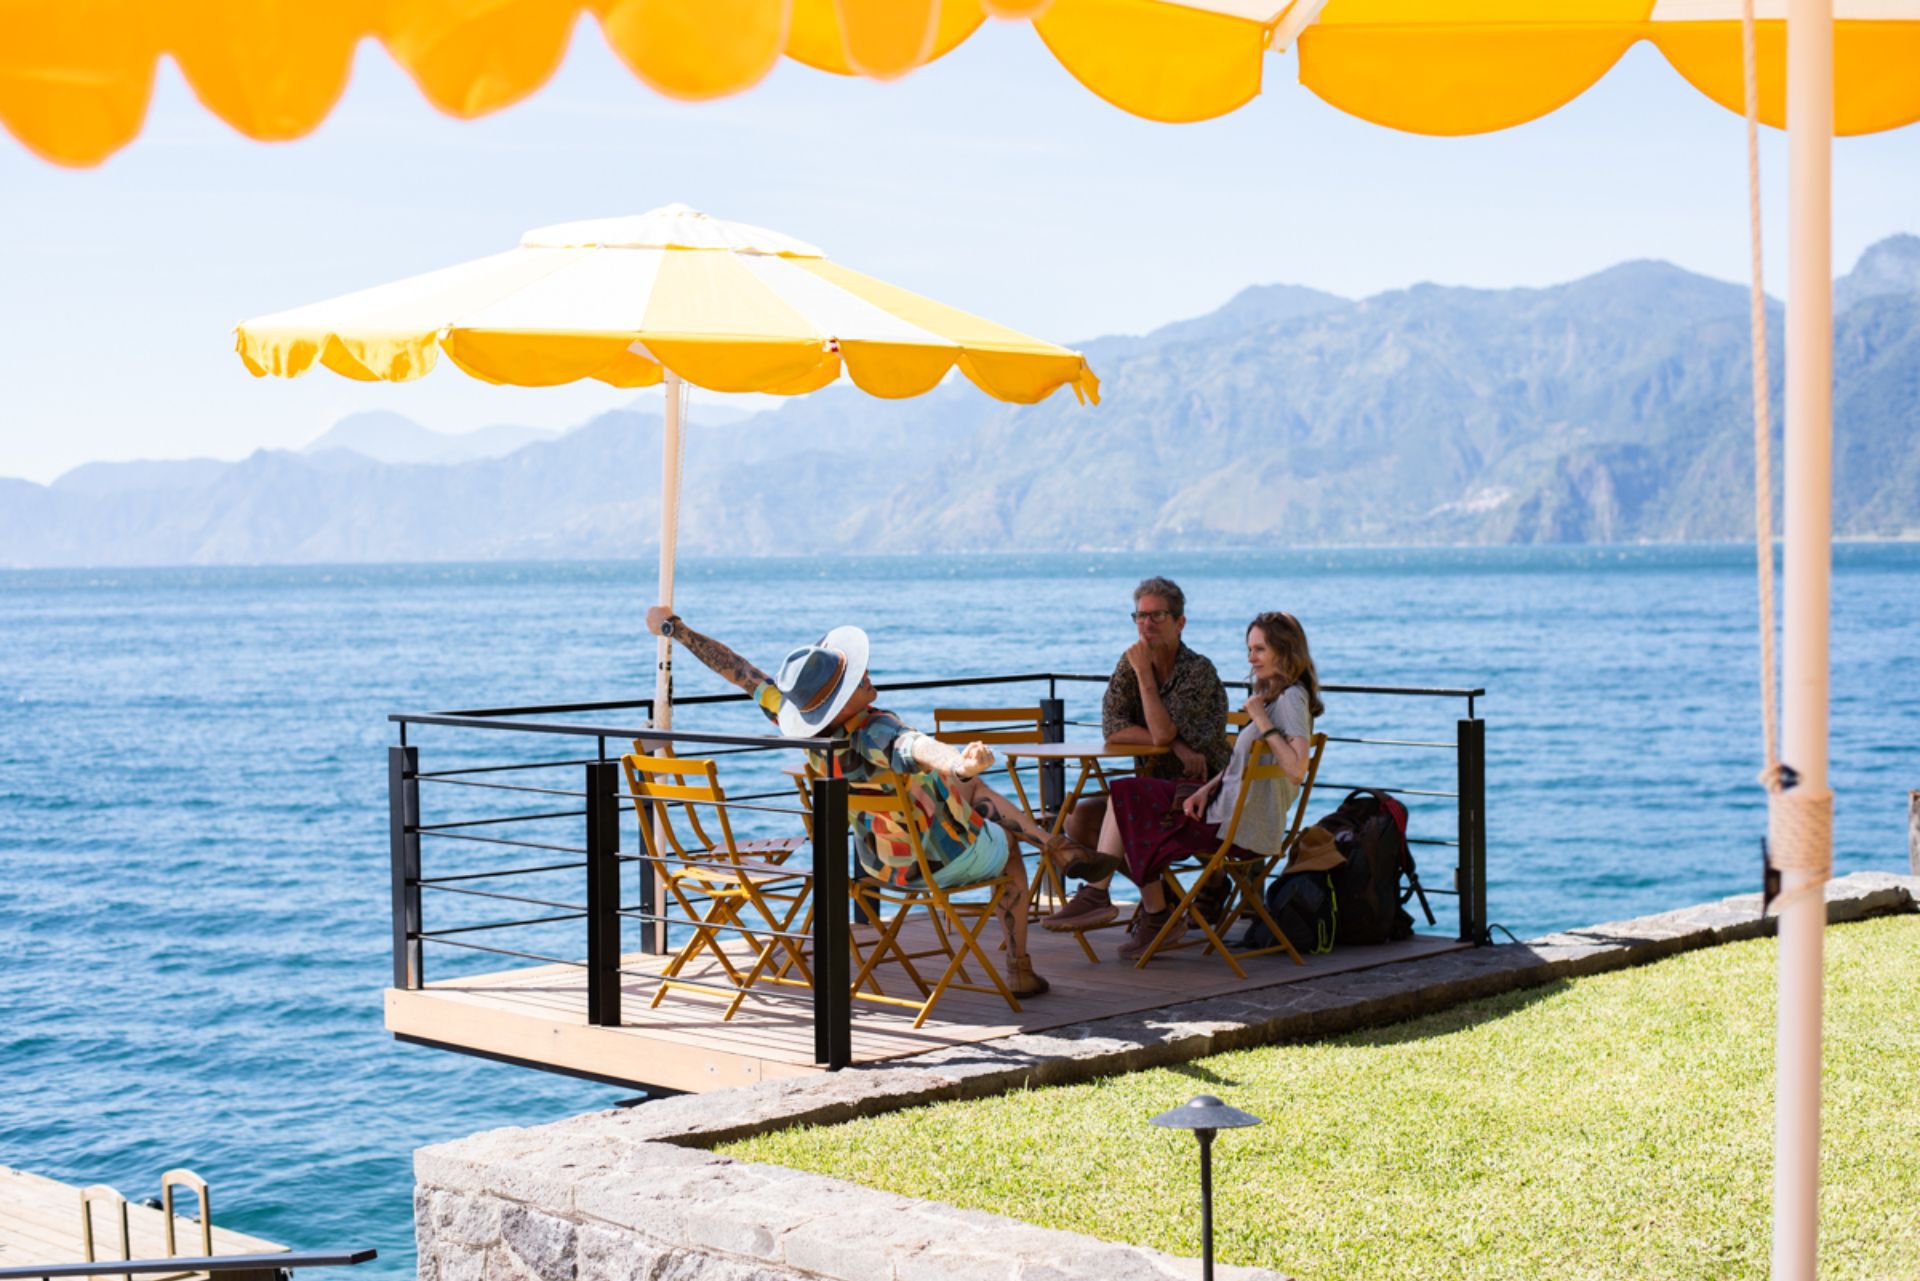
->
xmin=2 ymin=546 xmax=1915 ymax=1278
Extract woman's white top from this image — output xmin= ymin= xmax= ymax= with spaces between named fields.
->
xmin=1205 ymin=683 xmax=1313 ymax=856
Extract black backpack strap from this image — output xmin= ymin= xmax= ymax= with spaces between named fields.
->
xmin=1358 ymin=787 xmax=1437 ymax=926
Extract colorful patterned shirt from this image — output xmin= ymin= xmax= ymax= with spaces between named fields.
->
xmin=755 ymin=684 xmax=984 ymax=885
xmin=1100 ymin=642 xmax=1231 ymax=779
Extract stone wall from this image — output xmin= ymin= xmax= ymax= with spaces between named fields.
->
xmin=415 ymin=1123 xmax=1278 ymax=1281
xmin=413 ymin=872 xmax=1918 ymax=1281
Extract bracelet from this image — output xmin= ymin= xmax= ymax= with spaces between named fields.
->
xmin=1260 ymin=727 xmax=1283 ymax=741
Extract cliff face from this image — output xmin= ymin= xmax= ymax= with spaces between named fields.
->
xmin=6 ymin=240 xmax=1918 ymax=566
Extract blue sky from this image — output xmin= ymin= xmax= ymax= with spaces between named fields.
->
xmin=1 ymin=17 xmax=1915 ymax=484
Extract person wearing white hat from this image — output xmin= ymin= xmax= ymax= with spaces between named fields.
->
xmin=645 ymin=605 xmax=1052 ymax=996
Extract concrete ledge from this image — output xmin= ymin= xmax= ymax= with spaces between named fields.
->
xmin=413 ymin=872 xmax=1917 ymax=1281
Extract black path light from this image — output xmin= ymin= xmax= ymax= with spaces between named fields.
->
xmin=1150 ymin=1094 xmax=1264 ymax=1281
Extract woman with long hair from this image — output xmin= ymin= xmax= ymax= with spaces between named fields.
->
xmin=1054 ymin=611 xmax=1323 ymax=960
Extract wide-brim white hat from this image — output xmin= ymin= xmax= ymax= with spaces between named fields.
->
xmin=774 ymin=625 xmax=870 ymax=736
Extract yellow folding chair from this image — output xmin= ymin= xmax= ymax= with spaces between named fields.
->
xmin=931 ymin=704 xmax=1045 ymax=811
xmin=838 ymin=770 xmax=1025 ymax=1028
xmin=622 ymin=751 xmax=814 ymax=1019
xmin=931 ymin=704 xmax=1066 ymax=915
xmin=1134 ymin=732 xmax=1329 ymax=977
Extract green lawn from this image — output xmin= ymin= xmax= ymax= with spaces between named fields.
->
xmin=720 ymin=914 xmax=1920 ymax=1281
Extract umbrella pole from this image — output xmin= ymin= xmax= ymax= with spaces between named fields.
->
xmin=654 ymin=371 xmax=686 ymax=735
xmin=1773 ymin=2 xmax=1833 ymax=1279
xmin=643 ymin=370 xmax=687 ymax=956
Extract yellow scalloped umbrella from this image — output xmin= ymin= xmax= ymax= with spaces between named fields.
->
xmin=235 ymin=202 xmax=1097 ymax=730
xmin=6 ymin=0 xmax=1920 ymax=167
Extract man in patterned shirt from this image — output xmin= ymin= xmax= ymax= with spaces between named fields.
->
xmin=1043 ymin=576 xmax=1229 ymax=933
xmin=644 ymin=605 xmax=1052 ymax=996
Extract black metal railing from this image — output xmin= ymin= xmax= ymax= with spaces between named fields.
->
xmin=386 ymin=672 xmax=1487 ymax=1081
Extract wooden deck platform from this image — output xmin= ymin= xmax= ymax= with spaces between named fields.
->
xmin=0 ymin=1166 xmax=285 ymax=1281
xmin=387 ymin=916 xmax=1467 ymax=1095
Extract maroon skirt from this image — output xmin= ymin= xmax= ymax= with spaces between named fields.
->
xmin=1110 ymin=776 xmax=1248 ymax=888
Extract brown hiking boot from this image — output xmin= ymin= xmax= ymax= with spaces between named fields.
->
xmin=1007 ymin=954 xmax=1050 ymax=997
xmin=1118 ymin=907 xmax=1184 ymax=962
xmin=1042 ymin=882 xmax=1118 ymax=932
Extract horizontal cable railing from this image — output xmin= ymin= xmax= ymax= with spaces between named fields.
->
xmin=387 ymin=671 xmax=1487 ymax=1081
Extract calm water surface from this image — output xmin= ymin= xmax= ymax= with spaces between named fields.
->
xmin=3 ymin=547 xmax=1915 ymax=1277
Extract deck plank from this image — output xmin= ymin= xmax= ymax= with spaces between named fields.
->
xmin=389 ymin=916 xmax=1467 ymax=1092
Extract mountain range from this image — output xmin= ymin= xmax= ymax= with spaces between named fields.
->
xmin=4 ymin=235 xmax=1917 ymax=566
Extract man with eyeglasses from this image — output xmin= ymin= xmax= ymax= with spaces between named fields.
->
xmin=1044 ymin=576 xmax=1229 ymax=933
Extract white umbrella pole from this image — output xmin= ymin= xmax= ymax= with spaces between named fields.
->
xmin=1773 ymin=2 xmax=1833 ymax=1278
xmin=654 ymin=371 xmax=686 ymax=734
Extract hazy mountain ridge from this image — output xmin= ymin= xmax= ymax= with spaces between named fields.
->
xmin=5 ymin=239 xmax=1917 ymax=567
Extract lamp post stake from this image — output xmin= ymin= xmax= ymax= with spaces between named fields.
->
xmin=1197 ymin=1127 xmax=1216 ymax=1281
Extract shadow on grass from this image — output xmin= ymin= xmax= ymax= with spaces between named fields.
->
xmin=1168 ymin=1061 xmax=1240 ymax=1088
xmin=1331 ymin=970 xmax=1572 ymax=1048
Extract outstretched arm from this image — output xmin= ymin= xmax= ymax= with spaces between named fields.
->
xmin=645 ymin=606 xmax=768 ymax=694
xmin=907 ymin=736 xmax=993 ymax=781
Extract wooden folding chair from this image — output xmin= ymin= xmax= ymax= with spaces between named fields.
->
xmin=1133 ymin=732 xmax=1329 ymax=977
xmin=838 ymin=770 xmax=1025 ymax=1028
xmin=622 ymin=751 xmax=814 ymax=1019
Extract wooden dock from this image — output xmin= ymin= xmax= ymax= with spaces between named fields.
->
xmin=387 ymin=917 xmax=1466 ymax=1094
xmin=0 ymin=1167 xmax=286 ymax=1281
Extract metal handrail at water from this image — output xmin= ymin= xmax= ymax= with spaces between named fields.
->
xmin=0 ymin=1250 xmax=376 ymax=1280
xmin=385 ymin=672 xmax=1487 ymax=1078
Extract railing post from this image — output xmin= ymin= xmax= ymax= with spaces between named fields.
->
xmin=1455 ymin=718 xmax=1488 ymax=945
xmin=388 ymin=745 xmax=422 ymax=989
xmin=811 ymin=775 xmax=851 ymax=1070
xmin=585 ymin=760 xmax=622 ymax=1027
xmin=1039 ymin=696 xmax=1066 ymax=815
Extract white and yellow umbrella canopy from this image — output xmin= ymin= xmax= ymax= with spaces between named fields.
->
xmin=7 ymin=0 xmax=1920 ymax=167
xmin=234 ymin=204 xmax=1099 ymax=405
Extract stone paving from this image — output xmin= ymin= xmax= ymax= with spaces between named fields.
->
xmin=413 ymin=871 xmax=1918 ymax=1281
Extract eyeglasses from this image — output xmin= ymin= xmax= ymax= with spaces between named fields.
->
xmin=1131 ymin=609 xmax=1175 ymax=623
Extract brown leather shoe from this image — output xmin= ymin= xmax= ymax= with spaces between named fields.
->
xmin=1041 ymin=882 xmax=1118 ymax=932
xmin=1007 ymin=954 xmax=1050 ymax=997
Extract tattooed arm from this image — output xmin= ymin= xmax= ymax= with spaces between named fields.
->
xmin=645 ymin=606 xmax=768 ymax=693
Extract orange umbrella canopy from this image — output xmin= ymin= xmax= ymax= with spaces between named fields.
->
xmin=7 ymin=0 xmax=1919 ymax=167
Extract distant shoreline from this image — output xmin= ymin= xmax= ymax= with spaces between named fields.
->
xmin=3 ymin=539 xmax=1918 ymax=576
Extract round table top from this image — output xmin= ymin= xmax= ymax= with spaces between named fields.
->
xmin=999 ymin=740 xmax=1169 ymax=760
